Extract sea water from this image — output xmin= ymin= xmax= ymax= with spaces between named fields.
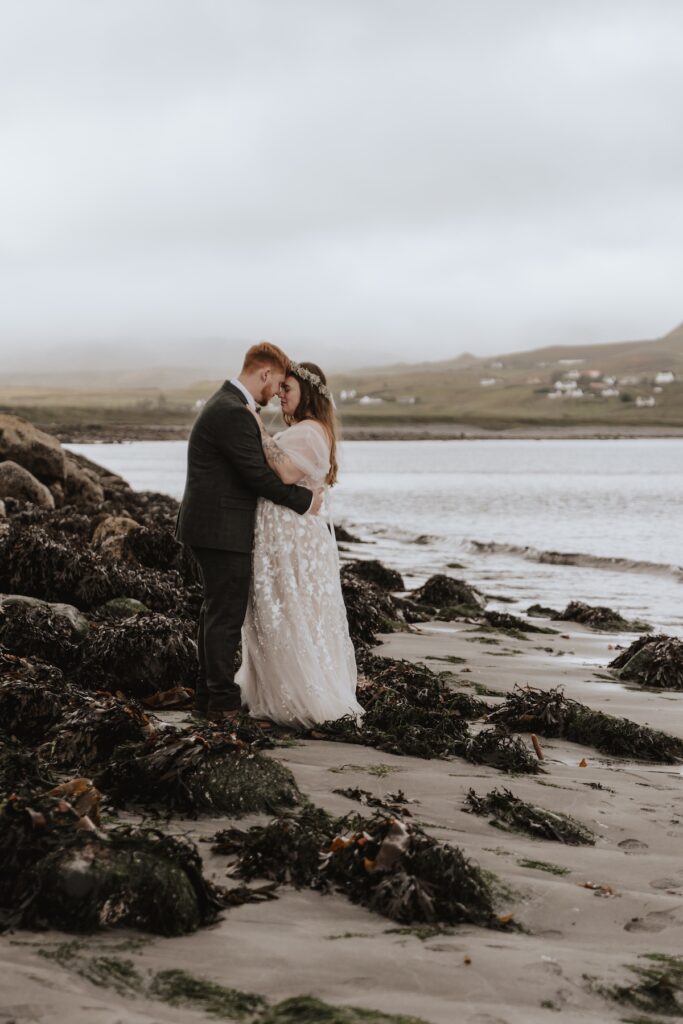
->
xmin=67 ymin=438 xmax=683 ymax=636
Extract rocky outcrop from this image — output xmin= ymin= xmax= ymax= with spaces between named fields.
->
xmin=92 ymin=515 xmax=141 ymax=560
xmin=0 ymin=462 xmax=55 ymax=508
xmin=0 ymin=414 xmax=65 ymax=485
xmin=64 ymin=452 xmax=105 ymax=507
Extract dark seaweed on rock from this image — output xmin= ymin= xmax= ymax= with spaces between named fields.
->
xmin=464 ymin=787 xmax=594 ymax=844
xmin=0 ymin=522 xmax=199 ymax=617
xmin=319 ymin=657 xmax=485 ymax=759
xmin=95 ymin=729 xmax=300 ymax=817
xmin=0 ymin=793 xmax=226 ymax=934
xmin=411 ymin=575 xmax=484 ymax=612
xmin=212 ymin=802 xmax=499 ymax=928
xmin=77 ymin=614 xmax=197 ymax=698
xmin=0 ymin=599 xmax=80 ymax=669
xmin=483 ymin=610 xmax=556 ymax=635
xmin=46 ymin=694 xmax=156 ymax=771
xmin=0 ymin=744 xmax=57 ymax=795
xmin=340 ymin=572 xmax=398 ymax=647
xmin=0 ymin=677 xmax=68 ymax=744
xmin=609 ymin=634 xmax=683 ymax=690
xmin=556 ymin=601 xmax=651 ymax=633
xmin=489 ymin=685 xmax=683 ymax=763
xmin=460 ymin=728 xmax=541 ymax=775
xmin=343 ymin=560 xmax=405 ymax=593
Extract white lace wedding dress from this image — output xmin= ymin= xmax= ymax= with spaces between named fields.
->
xmin=236 ymin=419 xmax=364 ymax=727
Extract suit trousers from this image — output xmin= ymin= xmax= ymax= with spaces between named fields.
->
xmin=191 ymin=546 xmax=252 ymax=711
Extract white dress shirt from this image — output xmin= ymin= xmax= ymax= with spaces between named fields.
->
xmin=229 ymin=377 xmax=257 ymax=410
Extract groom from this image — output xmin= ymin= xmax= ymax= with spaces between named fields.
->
xmin=176 ymin=342 xmax=322 ymax=722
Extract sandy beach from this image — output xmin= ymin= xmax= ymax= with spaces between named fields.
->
xmin=3 ymin=614 xmax=682 ymax=1024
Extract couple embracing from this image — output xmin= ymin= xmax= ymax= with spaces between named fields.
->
xmin=176 ymin=342 xmax=363 ymax=728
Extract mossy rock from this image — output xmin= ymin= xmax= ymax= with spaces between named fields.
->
xmin=0 ymin=794 xmax=225 ymax=934
xmin=96 ymin=732 xmax=300 ymax=817
xmin=97 ymin=597 xmax=150 ymax=619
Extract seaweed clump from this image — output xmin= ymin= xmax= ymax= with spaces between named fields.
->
xmin=46 ymin=693 xmax=156 ymax=770
xmin=556 ymin=600 xmax=651 ymax=633
xmin=610 ymin=634 xmax=683 ymax=690
xmin=0 ymin=675 xmax=68 ymax=743
xmin=489 ymin=685 xmax=683 ymax=763
xmin=77 ymin=613 xmax=197 ymax=698
xmin=95 ymin=728 xmax=300 ymax=817
xmin=340 ymin=572 xmax=399 ymax=647
xmin=407 ymin=574 xmax=485 ymax=619
xmin=0 ymin=597 xmax=83 ymax=668
xmin=212 ymin=802 xmax=499 ymax=928
xmin=460 ymin=729 xmax=541 ymax=775
xmin=593 ymin=953 xmax=683 ymax=1018
xmin=344 ymin=560 xmax=405 ymax=592
xmin=320 ymin=657 xmax=486 ymax=759
xmin=0 ymin=792 xmax=226 ymax=934
xmin=464 ymin=787 xmax=594 ymax=844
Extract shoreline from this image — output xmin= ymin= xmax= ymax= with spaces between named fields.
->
xmin=50 ymin=421 xmax=683 ymax=444
xmin=4 ymin=618 xmax=683 ymax=1023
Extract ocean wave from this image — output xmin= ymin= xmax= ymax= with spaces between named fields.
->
xmin=468 ymin=540 xmax=683 ymax=580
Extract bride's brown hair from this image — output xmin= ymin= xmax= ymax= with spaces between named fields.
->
xmin=283 ymin=361 xmax=338 ymax=486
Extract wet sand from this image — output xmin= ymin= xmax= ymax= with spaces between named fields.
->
xmin=2 ymin=619 xmax=683 ymax=1023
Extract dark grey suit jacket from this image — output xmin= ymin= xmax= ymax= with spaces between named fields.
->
xmin=176 ymin=381 xmax=313 ymax=553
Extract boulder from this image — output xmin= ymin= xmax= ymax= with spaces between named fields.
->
xmin=92 ymin=515 xmax=140 ymax=560
xmin=0 ymin=413 xmax=65 ymax=484
xmin=0 ymin=500 xmax=5 ymax=518
xmin=342 ymin=559 xmax=405 ymax=592
xmin=0 ymin=461 xmax=55 ymax=508
xmin=64 ymin=452 xmax=105 ymax=507
xmin=98 ymin=597 xmax=150 ymax=619
xmin=0 ymin=594 xmax=90 ymax=639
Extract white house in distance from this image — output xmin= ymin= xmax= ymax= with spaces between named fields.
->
xmin=358 ymin=395 xmax=384 ymax=406
xmin=636 ymin=396 xmax=656 ymax=408
xmin=654 ymin=371 xmax=675 ymax=385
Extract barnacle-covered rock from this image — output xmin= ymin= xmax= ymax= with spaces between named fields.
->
xmin=0 ymin=461 xmax=55 ymax=509
xmin=0 ymin=413 xmax=66 ymax=485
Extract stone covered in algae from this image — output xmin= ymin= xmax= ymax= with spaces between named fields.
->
xmin=95 ymin=728 xmax=300 ymax=817
xmin=0 ymin=792 xmax=226 ymax=934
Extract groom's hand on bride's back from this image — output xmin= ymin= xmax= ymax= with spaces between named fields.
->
xmin=307 ymin=488 xmax=324 ymax=516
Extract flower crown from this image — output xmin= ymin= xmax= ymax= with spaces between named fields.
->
xmin=288 ymin=361 xmax=332 ymax=401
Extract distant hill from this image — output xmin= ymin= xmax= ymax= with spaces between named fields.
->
xmin=330 ymin=321 xmax=683 ymax=429
xmin=1 ymin=322 xmax=681 ymax=434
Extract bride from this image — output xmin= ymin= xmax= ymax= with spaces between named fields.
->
xmin=235 ymin=360 xmax=364 ymax=728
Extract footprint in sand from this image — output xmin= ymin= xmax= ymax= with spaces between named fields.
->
xmin=618 ymin=838 xmax=649 ymax=854
xmin=624 ymin=906 xmax=683 ymax=932
xmin=650 ymin=877 xmax=683 ymax=891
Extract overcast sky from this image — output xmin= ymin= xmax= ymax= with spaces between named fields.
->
xmin=2 ymin=0 xmax=682 ymax=373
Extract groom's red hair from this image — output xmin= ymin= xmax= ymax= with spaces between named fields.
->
xmin=241 ymin=342 xmax=289 ymax=375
